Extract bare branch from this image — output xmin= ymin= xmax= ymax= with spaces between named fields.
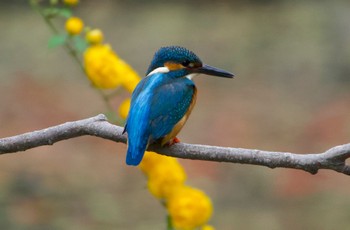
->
xmin=1 ymin=114 xmax=350 ymax=175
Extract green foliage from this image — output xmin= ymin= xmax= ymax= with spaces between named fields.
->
xmin=43 ymin=7 xmax=72 ymax=18
xmin=167 ymin=214 xmax=174 ymax=230
xmin=48 ymin=34 xmax=67 ymax=48
xmin=71 ymin=35 xmax=88 ymax=53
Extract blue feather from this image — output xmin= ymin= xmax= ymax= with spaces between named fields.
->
xmin=124 ymin=72 xmax=195 ymax=165
xmin=149 ymin=77 xmax=194 ymax=139
xmin=124 ymin=77 xmax=152 ymax=165
xmin=125 ymin=98 xmax=150 ymax=165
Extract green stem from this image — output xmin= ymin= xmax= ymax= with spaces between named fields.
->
xmin=167 ymin=214 xmax=175 ymax=230
xmin=31 ymin=0 xmax=120 ymax=123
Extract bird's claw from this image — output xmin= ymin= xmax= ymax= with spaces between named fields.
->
xmin=168 ymin=137 xmax=181 ymax=146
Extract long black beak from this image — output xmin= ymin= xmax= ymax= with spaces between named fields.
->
xmin=193 ymin=64 xmax=234 ymax=78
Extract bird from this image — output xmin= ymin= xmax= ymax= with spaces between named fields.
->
xmin=123 ymin=46 xmax=234 ymax=166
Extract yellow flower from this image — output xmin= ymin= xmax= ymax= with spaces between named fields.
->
xmin=119 ymin=98 xmax=130 ymax=119
xmin=84 ymin=44 xmax=137 ymax=89
xmin=86 ymin=29 xmax=104 ymax=45
xmin=139 ymin=152 xmax=186 ymax=198
xmin=139 ymin=151 xmax=177 ymax=175
xmin=63 ymin=0 xmax=79 ymax=6
xmin=201 ymin=225 xmax=215 ymax=230
xmin=147 ymin=159 xmax=186 ymax=199
xmin=84 ymin=44 xmax=141 ymax=89
xmin=65 ymin=17 xmax=84 ymax=35
xmin=122 ymin=72 xmax=141 ymax=93
xmin=167 ymin=186 xmax=213 ymax=230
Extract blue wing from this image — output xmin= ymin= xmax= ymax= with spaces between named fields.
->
xmin=149 ymin=78 xmax=195 ymax=140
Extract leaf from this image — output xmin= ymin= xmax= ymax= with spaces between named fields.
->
xmin=48 ymin=34 xmax=67 ymax=48
xmin=57 ymin=8 xmax=72 ymax=18
xmin=72 ymin=36 xmax=88 ymax=53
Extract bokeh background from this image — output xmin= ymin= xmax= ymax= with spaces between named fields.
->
xmin=1 ymin=0 xmax=350 ymax=229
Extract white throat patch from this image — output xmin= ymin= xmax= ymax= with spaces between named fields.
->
xmin=186 ymin=73 xmax=198 ymax=80
xmin=146 ymin=67 xmax=198 ymax=80
xmin=147 ymin=67 xmax=170 ymax=76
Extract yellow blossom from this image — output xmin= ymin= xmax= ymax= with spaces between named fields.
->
xmin=122 ymin=72 xmax=141 ymax=93
xmin=65 ymin=17 xmax=84 ymax=35
xmin=167 ymin=186 xmax=213 ymax=230
xmin=119 ymin=98 xmax=130 ymax=119
xmin=139 ymin=151 xmax=178 ymax=175
xmin=63 ymin=0 xmax=79 ymax=6
xmin=201 ymin=225 xmax=215 ymax=230
xmin=147 ymin=159 xmax=186 ymax=199
xmin=86 ymin=29 xmax=104 ymax=45
xmin=84 ymin=44 xmax=138 ymax=89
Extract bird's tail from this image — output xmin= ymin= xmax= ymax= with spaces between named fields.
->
xmin=126 ymin=132 xmax=150 ymax=166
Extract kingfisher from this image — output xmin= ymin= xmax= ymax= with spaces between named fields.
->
xmin=123 ymin=46 xmax=234 ymax=165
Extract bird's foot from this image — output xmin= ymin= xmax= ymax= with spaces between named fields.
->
xmin=168 ymin=137 xmax=181 ymax=146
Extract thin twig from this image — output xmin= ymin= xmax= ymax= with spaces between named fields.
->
xmin=0 ymin=114 xmax=350 ymax=175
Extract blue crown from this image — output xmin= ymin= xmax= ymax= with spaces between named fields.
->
xmin=146 ymin=46 xmax=202 ymax=75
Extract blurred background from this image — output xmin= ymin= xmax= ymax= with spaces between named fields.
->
xmin=1 ymin=0 xmax=350 ymax=229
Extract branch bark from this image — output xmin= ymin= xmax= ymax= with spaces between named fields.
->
xmin=1 ymin=114 xmax=350 ymax=175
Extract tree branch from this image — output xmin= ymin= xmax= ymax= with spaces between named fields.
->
xmin=1 ymin=114 xmax=349 ymax=175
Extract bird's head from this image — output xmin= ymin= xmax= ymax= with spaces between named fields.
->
xmin=146 ymin=46 xmax=234 ymax=79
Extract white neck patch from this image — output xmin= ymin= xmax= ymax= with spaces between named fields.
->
xmin=186 ymin=73 xmax=198 ymax=80
xmin=147 ymin=66 xmax=170 ymax=76
xmin=147 ymin=67 xmax=198 ymax=80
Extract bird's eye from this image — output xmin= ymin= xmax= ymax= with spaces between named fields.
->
xmin=182 ymin=60 xmax=191 ymax=67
